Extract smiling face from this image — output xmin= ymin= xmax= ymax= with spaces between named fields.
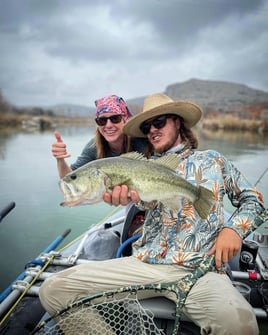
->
xmin=147 ymin=116 xmax=182 ymax=154
xmin=97 ymin=112 xmax=125 ymax=144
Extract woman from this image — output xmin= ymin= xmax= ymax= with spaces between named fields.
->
xmin=51 ymin=94 xmax=147 ymax=178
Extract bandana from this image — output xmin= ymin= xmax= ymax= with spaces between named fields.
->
xmin=95 ymin=95 xmax=133 ymax=121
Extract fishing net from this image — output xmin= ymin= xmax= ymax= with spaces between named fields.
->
xmin=32 ymin=255 xmax=215 ymax=335
xmin=34 ymin=293 xmax=165 ymax=335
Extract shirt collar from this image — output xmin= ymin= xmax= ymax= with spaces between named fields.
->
xmin=153 ymin=143 xmax=192 ymax=158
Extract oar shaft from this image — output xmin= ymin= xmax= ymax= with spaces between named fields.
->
xmin=42 ymin=228 xmax=71 ymax=253
xmin=0 ymin=228 xmax=71 ymax=303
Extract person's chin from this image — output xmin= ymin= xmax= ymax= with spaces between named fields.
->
xmin=154 ymin=145 xmax=165 ymax=154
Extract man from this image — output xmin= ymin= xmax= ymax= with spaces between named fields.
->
xmin=40 ymin=93 xmax=264 ymax=334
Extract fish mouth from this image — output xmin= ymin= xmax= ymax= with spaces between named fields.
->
xmin=59 ymin=180 xmax=103 ymax=207
xmin=60 ymin=199 xmax=88 ymax=207
xmin=59 ymin=180 xmax=85 ymax=207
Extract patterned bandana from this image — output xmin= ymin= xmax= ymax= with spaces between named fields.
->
xmin=95 ymin=95 xmax=133 ymax=121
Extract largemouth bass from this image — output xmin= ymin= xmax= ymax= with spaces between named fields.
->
xmin=59 ymin=152 xmax=215 ymax=219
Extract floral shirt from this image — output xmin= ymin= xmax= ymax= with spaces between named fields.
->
xmin=132 ymin=146 xmax=265 ymax=268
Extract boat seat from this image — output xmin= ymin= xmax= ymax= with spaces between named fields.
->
xmin=119 ymin=202 xmax=145 ymax=256
xmin=140 ymin=296 xmax=192 ymax=321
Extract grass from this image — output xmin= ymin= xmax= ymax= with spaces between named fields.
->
xmin=202 ymin=116 xmax=268 ymax=133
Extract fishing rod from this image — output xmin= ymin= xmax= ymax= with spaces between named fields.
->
xmin=255 ymin=166 xmax=268 ymax=187
xmin=0 ymin=201 xmax=16 ymax=223
xmin=228 ymin=166 xmax=268 ymax=222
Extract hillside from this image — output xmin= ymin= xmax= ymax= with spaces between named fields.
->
xmin=165 ymin=79 xmax=268 ymax=112
xmin=1 ymin=79 xmax=268 ymax=118
xmin=29 ymin=79 xmax=268 ymax=117
xmin=127 ymin=79 xmax=268 ymax=115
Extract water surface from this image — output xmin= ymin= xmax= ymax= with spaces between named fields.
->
xmin=0 ymin=126 xmax=267 ymax=291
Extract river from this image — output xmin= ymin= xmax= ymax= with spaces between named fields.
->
xmin=0 ymin=126 xmax=267 ymax=292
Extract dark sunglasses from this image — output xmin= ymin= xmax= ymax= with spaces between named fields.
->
xmin=140 ymin=115 xmax=174 ymax=135
xmin=95 ymin=114 xmax=124 ymax=126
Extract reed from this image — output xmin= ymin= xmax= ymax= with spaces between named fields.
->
xmin=202 ymin=115 xmax=267 ymax=132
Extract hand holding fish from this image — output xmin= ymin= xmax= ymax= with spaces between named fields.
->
xmin=207 ymin=227 xmax=242 ymax=269
xmin=103 ymin=185 xmax=140 ymax=206
xmin=52 ymin=131 xmax=71 ymax=159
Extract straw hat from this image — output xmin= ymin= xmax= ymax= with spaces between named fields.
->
xmin=123 ymin=93 xmax=202 ymax=137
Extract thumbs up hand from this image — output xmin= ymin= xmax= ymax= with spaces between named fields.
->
xmin=51 ymin=131 xmax=71 ymax=159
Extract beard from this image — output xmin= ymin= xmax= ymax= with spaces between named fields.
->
xmin=154 ymin=130 xmax=180 ymax=154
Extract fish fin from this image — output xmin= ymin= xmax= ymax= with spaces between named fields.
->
xmin=120 ymin=152 xmax=147 ymax=160
xmin=194 ymin=186 xmax=215 ymax=219
xmin=152 ymin=154 xmax=181 ymax=171
xmin=121 ymin=152 xmax=181 ymax=171
xmin=162 ymin=198 xmax=183 ymax=212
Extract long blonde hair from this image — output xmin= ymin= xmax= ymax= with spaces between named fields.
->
xmin=179 ymin=118 xmax=199 ymax=149
xmin=94 ymin=129 xmax=133 ymax=159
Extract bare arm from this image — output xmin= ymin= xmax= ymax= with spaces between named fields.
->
xmin=51 ymin=131 xmax=72 ymax=178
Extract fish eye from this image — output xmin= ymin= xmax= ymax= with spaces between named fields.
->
xmin=70 ymin=174 xmax=77 ymax=180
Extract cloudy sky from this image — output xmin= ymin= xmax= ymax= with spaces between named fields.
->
xmin=0 ymin=0 xmax=267 ymax=107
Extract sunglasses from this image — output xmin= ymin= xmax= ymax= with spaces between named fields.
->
xmin=95 ymin=114 xmax=124 ymax=126
xmin=140 ymin=115 xmax=174 ymax=135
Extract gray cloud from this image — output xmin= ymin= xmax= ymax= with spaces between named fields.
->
xmin=0 ymin=0 xmax=267 ymax=107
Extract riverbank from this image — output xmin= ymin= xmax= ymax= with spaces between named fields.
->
xmin=202 ymin=116 xmax=268 ymax=132
xmin=0 ymin=113 xmax=94 ymax=131
xmin=0 ymin=113 xmax=267 ymax=133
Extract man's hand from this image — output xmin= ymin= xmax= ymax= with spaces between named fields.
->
xmin=52 ymin=131 xmax=71 ymax=159
xmin=208 ymin=228 xmax=242 ymax=269
xmin=103 ymin=185 xmax=140 ymax=206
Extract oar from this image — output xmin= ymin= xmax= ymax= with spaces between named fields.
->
xmin=0 ymin=201 xmax=16 ymax=223
xmin=0 ymin=228 xmax=71 ymax=304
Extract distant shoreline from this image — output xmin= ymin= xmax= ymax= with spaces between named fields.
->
xmin=0 ymin=113 xmax=267 ymax=133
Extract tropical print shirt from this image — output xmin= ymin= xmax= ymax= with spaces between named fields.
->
xmin=132 ymin=145 xmax=265 ymax=268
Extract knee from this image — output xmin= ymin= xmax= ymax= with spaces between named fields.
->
xmin=39 ymin=275 xmax=63 ymax=315
xmin=214 ymin=305 xmax=259 ymax=335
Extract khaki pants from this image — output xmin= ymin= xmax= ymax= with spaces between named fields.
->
xmin=39 ymin=256 xmax=258 ymax=335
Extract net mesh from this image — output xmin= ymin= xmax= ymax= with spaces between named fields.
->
xmin=33 ymin=255 xmax=216 ymax=335
xmin=35 ymin=294 xmax=165 ymax=335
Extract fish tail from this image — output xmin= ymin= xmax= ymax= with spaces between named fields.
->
xmin=194 ymin=186 xmax=215 ymax=219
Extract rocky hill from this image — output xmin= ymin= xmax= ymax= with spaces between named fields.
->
xmin=1 ymin=79 xmax=268 ymax=119
xmin=165 ymin=79 xmax=268 ymax=112
xmin=127 ymin=79 xmax=268 ymax=115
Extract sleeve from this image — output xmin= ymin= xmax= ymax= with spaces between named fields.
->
xmin=222 ymin=156 xmax=265 ymax=238
xmin=70 ymin=138 xmax=97 ymax=170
